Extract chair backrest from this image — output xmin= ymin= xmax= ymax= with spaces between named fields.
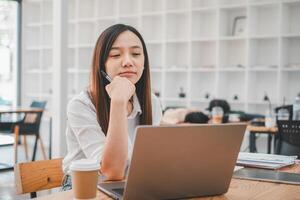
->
xmin=207 ymin=99 xmax=231 ymax=114
xmin=21 ymin=101 xmax=47 ymax=133
xmin=277 ymin=120 xmax=300 ymax=147
xmin=30 ymin=101 xmax=47 ymax=109
xmin=275 ymin=105 xmax=293 ymax=121
xmin=276 ymin=120 xmax=300 ymax=158
xmin=14 ymin=158 xmax=63 ymax=195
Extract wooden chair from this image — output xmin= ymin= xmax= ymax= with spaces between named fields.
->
xmin=14 ymin=158 xmax=64 ymax=198
xmin=16 ymin=101 xmax=48 ymax=162
xmin=0 ymin=101 xmax=48 ymax=163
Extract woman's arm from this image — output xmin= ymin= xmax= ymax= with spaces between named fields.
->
xmin=100 ymin=76 xmax=135 ymax=180
xmin=100 ymin=99 xmax=128 ymax=180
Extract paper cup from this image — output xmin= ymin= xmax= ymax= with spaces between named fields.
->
xmin=70 ymin=159 xmax=100 ymax=200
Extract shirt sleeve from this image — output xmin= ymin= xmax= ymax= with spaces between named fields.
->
xmin=151 ymin=94 xmax=163 ymax=125
xmin=67 ymin=97 xmax=106 ymax=163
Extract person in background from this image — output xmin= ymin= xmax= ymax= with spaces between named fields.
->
xmin=61 ymin=24 xmax=162 ymax=190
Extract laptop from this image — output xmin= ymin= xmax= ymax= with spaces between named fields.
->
xmin=98 ymin=123 xmax=246 ymax=200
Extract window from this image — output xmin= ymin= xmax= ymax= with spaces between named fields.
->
xmin=0 ymin=0 xmax=21 ymax=107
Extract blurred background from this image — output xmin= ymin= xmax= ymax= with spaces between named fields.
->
xmin=0 ymin=0 xmax=300 ymax=198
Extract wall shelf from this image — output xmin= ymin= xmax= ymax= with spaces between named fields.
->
xmin=22 ymin=0 xmax=300 ymax=114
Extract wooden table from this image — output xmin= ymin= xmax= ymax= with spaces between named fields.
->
xmin=247 ymin=125 xmax=278 ymax=154
xmin=0 ymin=106 xmax=44 ymax=125
xmin=35 ymin=165 xmax=300 ymax=200
xmin=0 ymin=107 xmax=43 ymax=114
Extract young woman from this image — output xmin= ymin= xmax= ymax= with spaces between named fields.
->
xmin=62 ymin=24 xmax=162 ymax=190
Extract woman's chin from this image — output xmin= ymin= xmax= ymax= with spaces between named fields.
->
xmin=119 ymin=75 xmax=139 ymax=84
xmin=130 ymin=78 xmax=138 ymax=84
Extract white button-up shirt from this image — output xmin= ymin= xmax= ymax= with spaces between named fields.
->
xmin=62 ymin=91 xmax=162 ymax=174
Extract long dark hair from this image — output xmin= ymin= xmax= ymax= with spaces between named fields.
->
xmin=89 ymin=24 xmax=152 ymax=135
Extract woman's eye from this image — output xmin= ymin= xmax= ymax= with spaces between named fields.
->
xmin=132 ymin=53 xmax=141 ymax=56
xmin=110 ymin=54 xmax=120 ymax=58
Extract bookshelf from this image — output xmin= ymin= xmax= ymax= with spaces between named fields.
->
xmin=22 ymin=0 xmax=300 ymax=115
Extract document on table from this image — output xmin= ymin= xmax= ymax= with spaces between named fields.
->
xmin=234 ymin=166 xmax=244 ymax=172
xmin=237 ymin=152 xmax=298 ymax=170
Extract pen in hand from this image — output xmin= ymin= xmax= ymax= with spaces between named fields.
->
xmin=100 ymin=70 xmax=112 ymax=83
xmin=101 ymin=70 xmax=134 ymax=103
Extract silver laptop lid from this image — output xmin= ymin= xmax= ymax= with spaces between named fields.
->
xmin=123 ymin=123 xmax=246 ymax=200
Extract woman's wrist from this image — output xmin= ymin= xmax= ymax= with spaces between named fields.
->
xmin=110 ymin=98 xmax=128 ymax=109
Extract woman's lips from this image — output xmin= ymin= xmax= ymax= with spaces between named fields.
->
xmin=119 ymin=72 xmax=137 ymax=77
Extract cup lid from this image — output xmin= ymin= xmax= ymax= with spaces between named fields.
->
xmin=70 ymin=159 xmax=100 ymax=171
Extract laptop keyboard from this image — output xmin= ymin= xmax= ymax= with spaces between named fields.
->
xmin=112 ymin=188 xmax=124 ymax=196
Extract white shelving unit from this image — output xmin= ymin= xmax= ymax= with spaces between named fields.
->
xmin=22 ymin=0 xmax=300 ymax=115
xmin=22 ymin=0 xmax=53 ymax=110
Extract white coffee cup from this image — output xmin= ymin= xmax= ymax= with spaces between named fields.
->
xmin=70 ymin=159 xmax=100 ymax=200
xmin=265 ymin=110 xmax=275 ymax=128
xmin=229 ymin=113 xmax=240 ymax=122
xmin=212 ymin=106 xmax=224 ymax=124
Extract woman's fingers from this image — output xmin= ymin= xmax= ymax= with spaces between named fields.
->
xmin=105 ymin=76 xmax=135 ymax=101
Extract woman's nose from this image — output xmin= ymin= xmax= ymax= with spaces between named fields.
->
xmin=122 ymin=53 xmax=133 ymax=68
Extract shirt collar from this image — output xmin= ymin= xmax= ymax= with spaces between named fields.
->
xmin=127 ymin=93 xmax=142 ymax=119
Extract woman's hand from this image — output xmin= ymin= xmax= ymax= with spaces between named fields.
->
xmin=105 ymin=76 xmax=135 ymax=102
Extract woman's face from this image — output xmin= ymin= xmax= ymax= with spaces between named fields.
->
xmin=105 ymin=30 xmax=145 ymax=84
